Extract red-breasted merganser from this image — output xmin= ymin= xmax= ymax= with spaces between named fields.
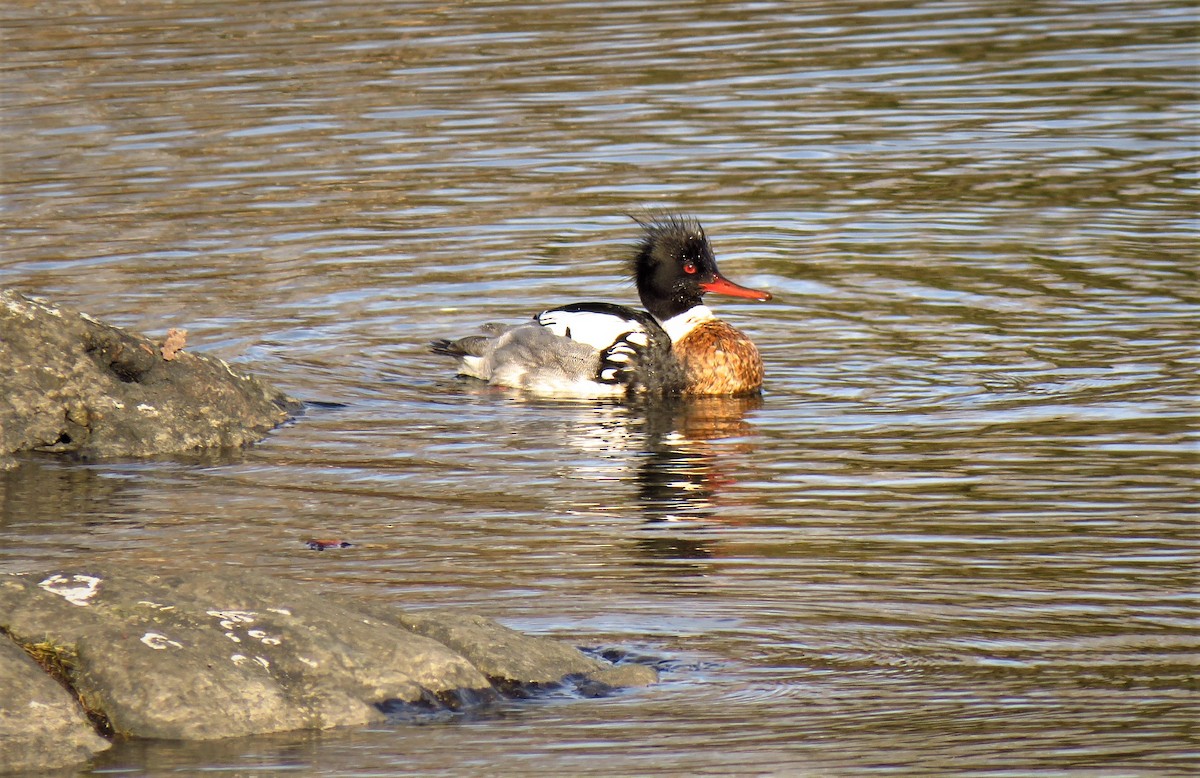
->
xmin=431 ymin=215 xmax=772 ymax=396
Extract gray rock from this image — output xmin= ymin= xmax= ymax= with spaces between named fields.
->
xmin=0 ymin=288 xmax=299 ymax=457
xmin=0 ymin=636 xmax=110 ymax=774
xmin=582 ymin=661 xmax=660 ymax=689
xmin=395 ymin=610 xmax=656 ymax=689
xmin=0 ymin=567 xmax=486 ymax=740
xmin=0 ymin=565 xmax=656 ymax=758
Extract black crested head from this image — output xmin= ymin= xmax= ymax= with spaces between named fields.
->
xmin=628 ymin=213 xmax=718 ymax=322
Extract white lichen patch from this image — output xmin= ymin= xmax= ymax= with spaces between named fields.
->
xmin=137 ymin=600 xmax=175 ymax=611
xmin=23 ymin=296 xmax=63 ymax=318
xmin=209 ymin=609 xmax=256 ymax=622
xmin=298 ymin=656 xmax=319 ymax=668
xmin=1 ymin=292 xmax=31 ymax=317
xmin=141 ymin=632 xmax=183 ymax=650
xmin=247 ymin=629 xmax=282 ymax=646
xmin=266 ymin=607 xmax=292 ymax=616
xmin=208 ymin=610 xmax=256 ymax=631
xmin=3 ymin=291 xmax=59 ymax=319
xmin=217 ymin=357 xmax=243 ymax=380
xmin=38 ymin=573 xmax=102 ymax=606
xmin=136 ymin=403 xmax=159 ymax=415
xmin=229 ymin=653 xmax=270 ymax=670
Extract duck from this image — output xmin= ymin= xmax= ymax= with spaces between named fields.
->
xmin=430 ymin=214 xmax=772 ymax=397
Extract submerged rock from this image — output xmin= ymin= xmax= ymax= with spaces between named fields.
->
xmin=0 ymin=288 xmax=299 ymax=458
xmin=394 ymin=610 xmax=659 ymax=689
xmin=0 ymin=566 xmax=656 ymax=772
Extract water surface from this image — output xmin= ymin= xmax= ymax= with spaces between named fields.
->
xmin=1 ymin=0 xmax=1197 ymax=775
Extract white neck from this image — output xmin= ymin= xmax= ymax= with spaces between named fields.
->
xmin=660 ymin=305 xmax=714 ymax=343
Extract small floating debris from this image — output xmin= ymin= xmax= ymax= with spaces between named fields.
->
xmin=304 ymin=538 xmax=352 ymax=551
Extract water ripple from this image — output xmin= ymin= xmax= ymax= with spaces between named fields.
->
xmin=2 ymin=0 xmax=1195 ymax=774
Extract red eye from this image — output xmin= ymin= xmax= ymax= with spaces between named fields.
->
xmin=683 ymin=261 xmax=697 ymax=274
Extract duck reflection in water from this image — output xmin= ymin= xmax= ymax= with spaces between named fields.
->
xmin=623 ymin=394 xmax=764 ymax=561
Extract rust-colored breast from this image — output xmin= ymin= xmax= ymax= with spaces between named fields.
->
xmin=673 ymin=320 xmax=764 ymax=396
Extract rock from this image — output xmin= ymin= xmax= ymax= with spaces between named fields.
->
xmin=0 ymin=638 xmax=111 ymax=774
xmin=395 ymin=610 xmax=656 ymax=689
xmin=582 ymin=661 xmax=660 ymax=690
xmin=0 ymin=288 xmax=299 ymax=457
xmin=0 ymin=565 xmax=656 ymax=758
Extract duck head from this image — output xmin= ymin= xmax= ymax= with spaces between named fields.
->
xmin=630 ymin=214 xmax=772 ymax=323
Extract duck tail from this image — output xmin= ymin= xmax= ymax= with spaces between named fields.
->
xmin=429 ymin=338 xmax=458 ymax=356
xmin=429 ymin=336 xmax=488 ymax=357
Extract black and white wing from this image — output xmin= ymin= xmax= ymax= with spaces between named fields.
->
xmin=536 ymin=302 xmax=682 ymax=393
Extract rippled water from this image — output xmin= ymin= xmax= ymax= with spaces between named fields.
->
xmin=2 ymin=0 xmax=1197 ymax=774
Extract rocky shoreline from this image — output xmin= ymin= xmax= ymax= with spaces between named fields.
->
xmin=0 ymin=293 xmax=658 ymax=774
xmin=0 ymin=566 xmax=656 ymax=774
